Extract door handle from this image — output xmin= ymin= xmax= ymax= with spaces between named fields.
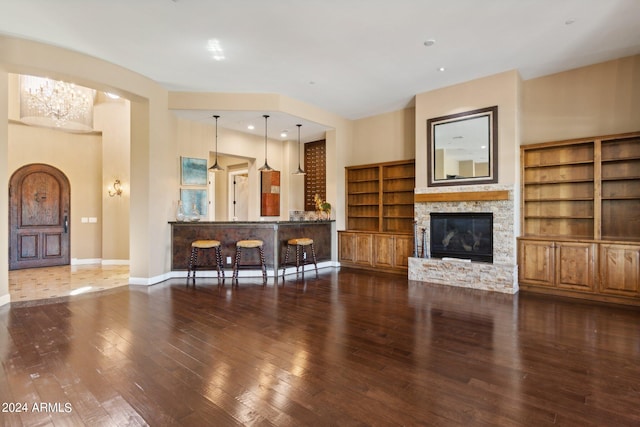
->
xmin=64 ymin=215 xmax=68 ymax=233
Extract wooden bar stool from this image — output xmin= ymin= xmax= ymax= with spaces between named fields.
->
xmin=282 ymin=237 xmax=318 ymax=278
xmin=187 ymin=239 xmax=224 ymax=284
xmin=233 ymin=239 xmax=267 ymax=284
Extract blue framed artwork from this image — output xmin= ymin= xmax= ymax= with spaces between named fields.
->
xmin=180 ymin=189 xmax=208 ymax=217
xmin=181 ymin=157 xmax=207 ymax=186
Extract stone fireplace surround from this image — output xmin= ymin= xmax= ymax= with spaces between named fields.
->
xmin=409 ymin=184 xmax=518 ymax=294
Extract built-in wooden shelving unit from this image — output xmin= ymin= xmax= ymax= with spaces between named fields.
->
xmin=518 ymin=131 xmax=640 ymax=305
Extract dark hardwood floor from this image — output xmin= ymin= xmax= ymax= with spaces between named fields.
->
xmin=1 ymin=268 xmax=639 ymax=426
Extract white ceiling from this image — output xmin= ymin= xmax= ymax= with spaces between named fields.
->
xmin=2 ymin=0 xmax=639 ymax=141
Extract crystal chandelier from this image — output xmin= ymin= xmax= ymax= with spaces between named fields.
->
xmin=20 ymin=75 xmax=96 ymax=132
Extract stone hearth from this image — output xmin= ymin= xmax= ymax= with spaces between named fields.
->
xmin=409 ymin=184 xmax=518 ymax=294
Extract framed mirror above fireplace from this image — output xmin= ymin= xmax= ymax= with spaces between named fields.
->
xmin=427 ymin=106 xmax=498 ymax=187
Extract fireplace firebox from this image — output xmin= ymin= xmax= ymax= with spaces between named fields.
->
xmin=430 ymin=212 xmax=493 ymax=263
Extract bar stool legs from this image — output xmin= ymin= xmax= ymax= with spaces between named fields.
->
xmin=282 ymin=238 xmax=318 ymax=279
xmin=187 ymin=240 xmax=224 ymax=285
xmin=232 ymin=240 xmax=267 ymax=284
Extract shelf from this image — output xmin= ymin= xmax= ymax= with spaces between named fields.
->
xmin=348 ymin=191 xmax=379 ymax=195
xmin=602 ymin=156 xmax=640 ymax=163
xmin=602 ymin=196 xmax=640 ymax=200
xmin=415 ymin=190 xmax=509 ymax=203
xmin=525 ymin=215 xmax=593 ymax=219
xmin=524 ymin=179 xmax=593 ymax=185
xmin=524 ymin=160 xmax=593 ymax=168
xmin=383 ymin=176 xmax=414 ymax=181
xmin=524 ymin=197 xmax=593 ymax=202
xmin=349 ymin=214 xmax=380 ymax=219
xmin=383 ymin=215 xmax=413 ymax=219
xmin=348 ymin=203 xmax=379 ymax=207
xmin=348 ymin=178 xmax=379 ymax=183
xmin=601 ymin=175 xmax=640 ymax=182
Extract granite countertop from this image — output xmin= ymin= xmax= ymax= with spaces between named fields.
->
xmin=169 ymin=220 xmax=334 ymax=225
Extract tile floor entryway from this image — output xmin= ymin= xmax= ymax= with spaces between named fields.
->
xmin=8 ymin=264 xmax=130 ymax=304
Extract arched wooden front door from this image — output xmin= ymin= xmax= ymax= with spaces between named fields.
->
xmin=9 ymin=164 xmax=71 ymax=270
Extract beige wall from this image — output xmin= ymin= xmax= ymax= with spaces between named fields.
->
xmin=2 ymin=33 xmax=636 ymax=304
xmin=0 ymin=69 xmax=8 ymax=304
xmin=0 ymin=34 xmax=355 ymax=305
xmin=1 ymin=35 xmax=177 ymax=288
xmin=415 ymin=70 xmax=521 ymax=188
xmin=175 ymin=116 xmax=292 ymax=221
xmin=7 ymin=74 xmax=131 ymax=263
xmin=94 ymin=96 xmax=131 ymax=262
xmin=350 ymin=108 xmax=415 ymax=166
xmin=8 ymin=123 xmax=103 ymax=259
xmin=169 ymin=92 xmax=353 ymax=234
xmin=522 ymin=55 xmax=640 ymax=144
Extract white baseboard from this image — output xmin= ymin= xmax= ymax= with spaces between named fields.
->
xmin=71 ymin=258 xmax=102 ymax=265
xmin=0 ymin=293 xmax=11 ymax=307
xmin=102 ymin=259 xmax=130 ymax=266
xmin=129 ymin=271 xmax=174 ymax=286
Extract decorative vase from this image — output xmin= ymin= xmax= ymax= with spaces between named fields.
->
xmin=175 ymin=201 xmax=185 ymax=222
xmin=189 ymin=203 xmax=200 ymax=222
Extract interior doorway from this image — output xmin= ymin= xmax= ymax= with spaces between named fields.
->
xmin=9 ymin=163 xmax=71 ymax=270
xmin=228 ymin=169 xmax=249 ymax=221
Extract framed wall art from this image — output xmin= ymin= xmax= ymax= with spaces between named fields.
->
xmin=181 ymin=157 xmax=208 ymax=186
xmin=180 ymin=188 xmax=208 ymax=217
xmin=260 ymin=170 xmax=280 ymax=216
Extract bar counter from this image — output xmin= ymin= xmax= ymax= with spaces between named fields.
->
xmin=170 ymin=220 xmax=333 ymax=275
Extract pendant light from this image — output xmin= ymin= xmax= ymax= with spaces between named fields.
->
xmin=258 ymin=114 xmax=273 ymax=171
xmin=292 ymin=123 xmax=306 ymax=175
xmin=208 ymin=115 xmax=224 ymax=172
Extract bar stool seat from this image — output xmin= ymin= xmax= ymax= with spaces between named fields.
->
xmin=233 ymin=239 xmax=267 ymax=283
xmin=187 ymin=239 xmax=224 ymax=284
xmin=282 ymin=237 xmax=318 ymax=278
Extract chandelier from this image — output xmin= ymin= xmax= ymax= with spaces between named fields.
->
xmin=20 ymin=75 xmax=96 ymax=132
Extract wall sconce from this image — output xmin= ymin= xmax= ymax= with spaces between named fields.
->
xmin=108 ymin=179 xmax=123 ymax=197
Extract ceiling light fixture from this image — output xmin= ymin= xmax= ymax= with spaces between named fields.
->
xmin=207 ymin=39 xmax=225 ymax=61
xmin=258 ymin=115 xmax=273 ymax=171
xmin=20 ymin=75 xmax=96 ymax=132
xmin=280 ymin=130 xmax=288 ymax=138
xmin=209 ymin=115 xmax=224 ymax=172
xmin=247 ymin=124 xmax=255 ymax=130
xmin=293 ymin=124 xmax=306 ymax=176
xmin=438 ymin=67 xmax=446 ymax=72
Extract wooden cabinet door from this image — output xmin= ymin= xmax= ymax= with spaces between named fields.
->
xmin=555 ymin=242 xmax=596 ymax=291
xmin=339 ymin=232 xmax=357 ymax=263
xmin=518 ymin=239 xmax=555 ymax=287
xmin=599 ymin=244 xmax=640 ymax=297
xmin=394 ymin=235 xmax=413 ymax=269
xmin=354 ymin=233 xmax=373 ymax=266
xmin=373 ymin=234 xmax=394 ymax=268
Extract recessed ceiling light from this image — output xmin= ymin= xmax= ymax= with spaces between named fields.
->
xmin=280 ymin=130 xmax=288 ymax=138
xmin=247 ymin=124 xmax=255 ymax=130
xmin=424 ymin=39 xmax=436 ymax=47
xmin=438 ymin=67 xmax=445 ymax=72
xmin=207 ymin=39 xmax=225 ymax=60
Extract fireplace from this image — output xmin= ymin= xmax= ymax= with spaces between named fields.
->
xmin=430 ymin=212 xmax=493 ymax=263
